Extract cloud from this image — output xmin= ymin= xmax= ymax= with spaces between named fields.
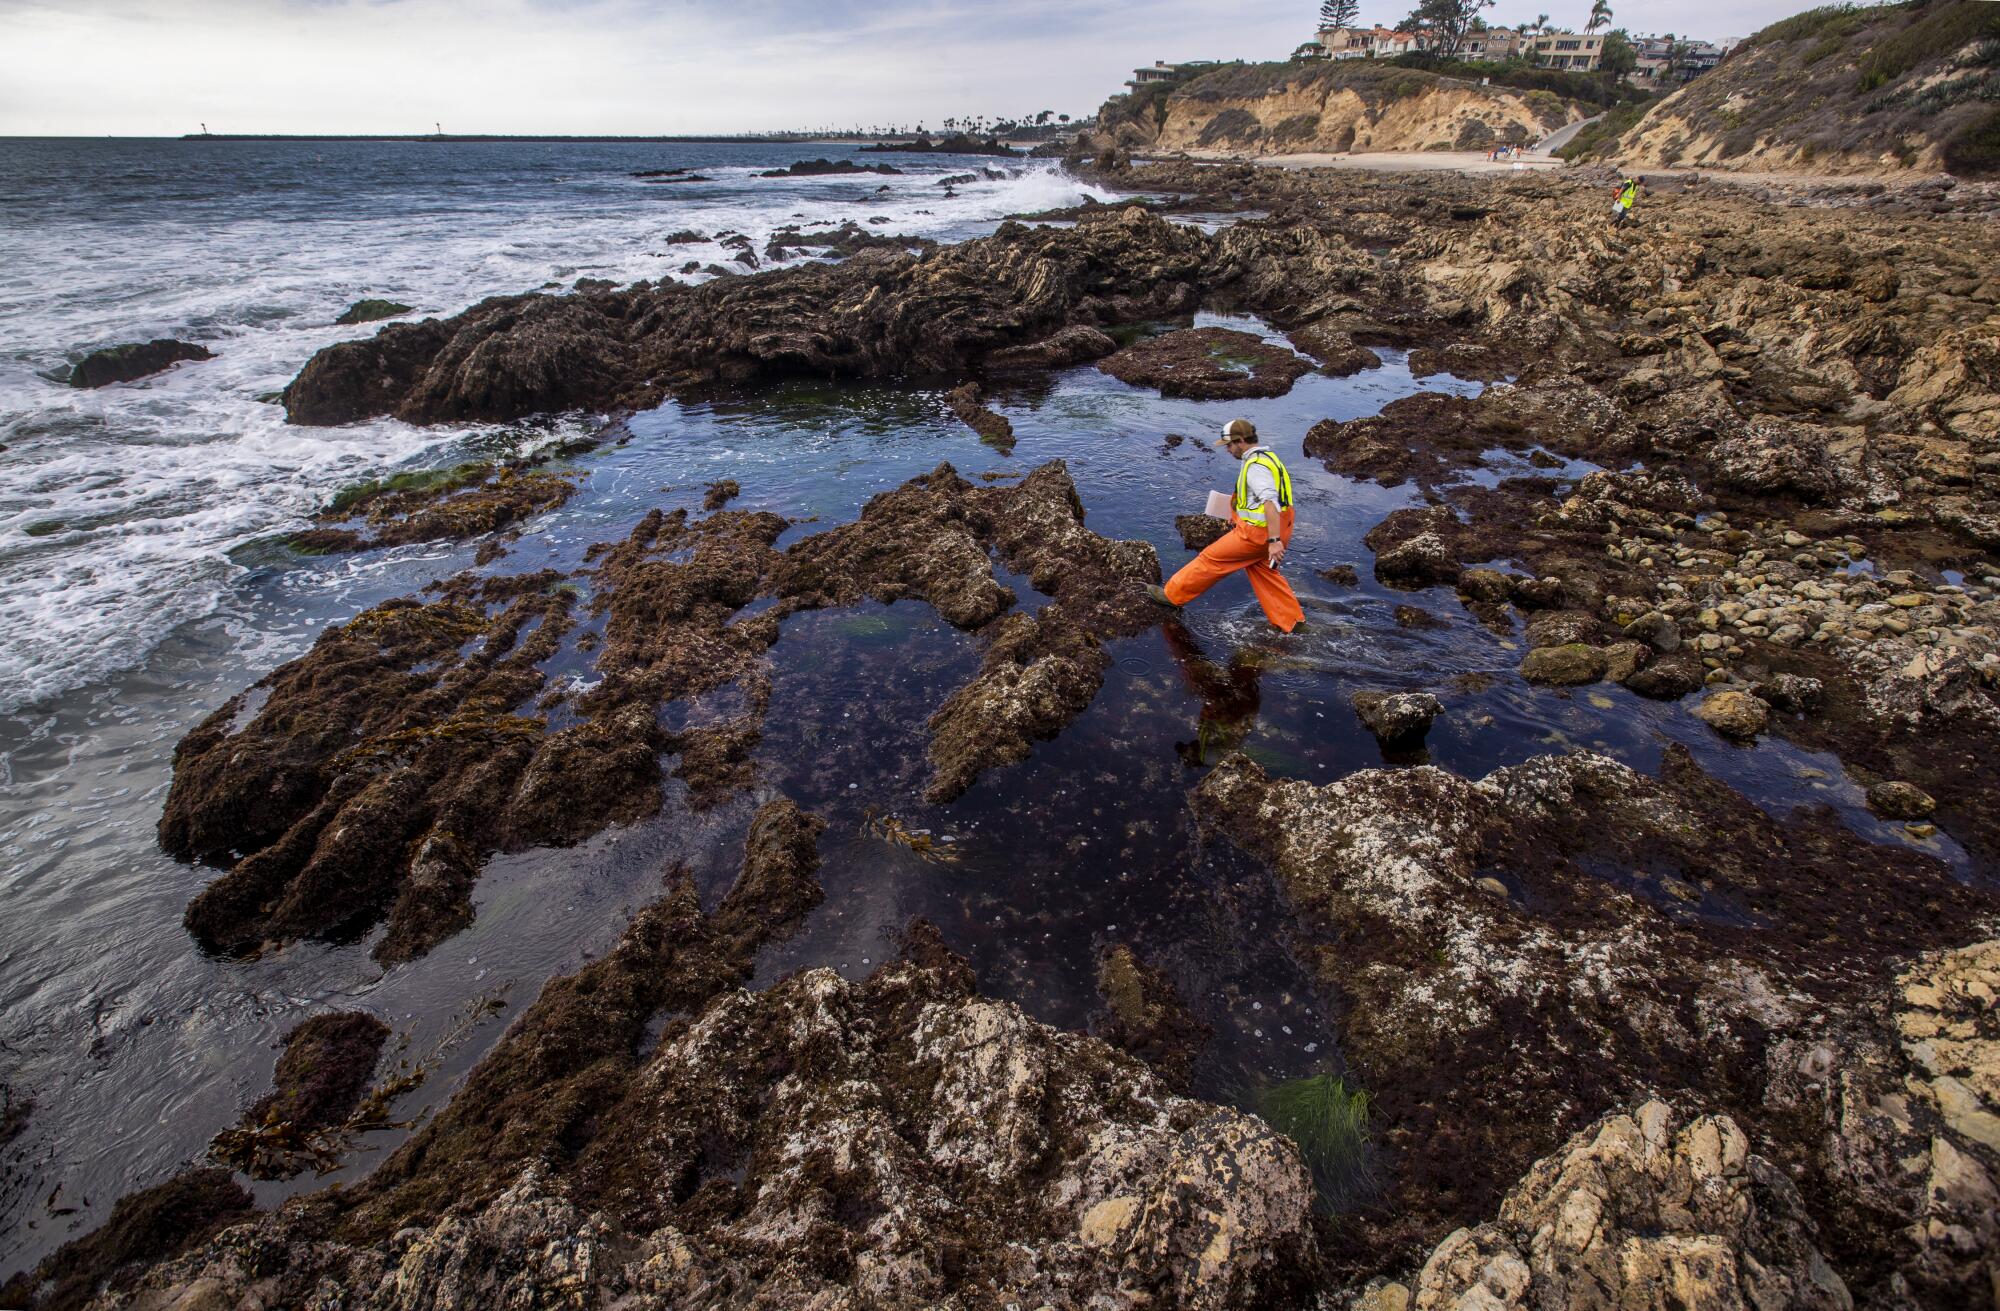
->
xmin=0 ymin=0 xmax=1819 ymax=136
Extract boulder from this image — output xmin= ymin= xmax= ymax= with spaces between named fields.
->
xmin=944 ymin=381 xmax=1013 ymax=447
xmin=1755 ymin=672 xmax=1824 ymax=714
xmin=1622 ymin=610 xmax=1681 ymax=653
xmin=1375 ymin=531 xmax=1456 ymax=585
xmin=1407 ymin=1101 xmax=1850 ymax=1311
xmin=983 ymin=324 xmax=1119 ymax=371
xmin=68 ymin=339 xmax=212 ymax=388
xmin=1288 ymin=321 xmax=1381 ymax=376
xmin=1695 ymin=690 xmax=1771 ymax=740
xmin=283 ymin=212 xmax=1210 ymax=426
xmin=209 ymin=1011 xmax=390 ymax=1179
xmin=1624 ymin=649 xmax=1706 ymax=700
xmin=1708 ymin=419 xmax=1848 ymax=504
xmin=1521 ymin=643 xmax=1606 ymax=685
xmin=1524 ymin=610 xmax=1600 ymax=649
xmin=1867 ymin=780 xmax=1937 ymax=820
xmin=1098 ymin=327 xmax=1312 ymax=401
xmin=1352 ymin=691 xmax=1444 ymax=746
xmin=335 ymin=299 xmax=413 ymax=326
xmin=1456 ymin=568 xmax=1514 ymax=604
xmin=1176 ymin=513 xmax=1231 ymax=550
xmin=1599 ymin=641 xmax=1650 ymax=683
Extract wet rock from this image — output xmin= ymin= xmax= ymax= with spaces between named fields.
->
xmin=164 ymin=585 xmax=573 ymax=962
xmin=1407 ymin=1100 xmax=1850 ymax=1311
xmin=100 ymin=891 xmax=1315 ymax=1311
xmin=701 ymin=478 xmax=740 ymax=510
xmin=1192 ymin=745 xmax=1994 ymax=1274
xmin=0 ymin=1168 xmax=252 ymax=1311
xmin=1623 ymin=649 xmax=1706 ymax=700
xmin=1520 ymin=643 xmax=1606 ymax=685
xmin=757 ymin=158 xmax=901 ymax=177
xmin=1707 ymin=418 xmax=1849 ymax=504
xmin=1599 ymin=641 xmax=1650 ymax=683
xmin=208 ymin=1011 xmax=391 ymax=1179
xmin=1755 ymin=672 xmax=1824 ymax=714
xmin=944 ymin=381 xmax=1014 ymax=448
xmin=763 ymin=219 xmax=934 ymax=263
xmin=1176 ymin=513 xmax=1231 ymax=550
xmin=1522 ymin=610 xmax=1599 ymax=649
xmin=1761 ymin=939 xmax=2000 ymax=1307
xmin=1096 ymin=943 xmax=1213 ymax=1090
xmin=982 ymin=324 xmax=1119 ymax=371
xmin=779 ymin=460 xmax=1160 ymax=801
xmin=1695 ymin=689 xmax=1771 ymax=740
xmin=1098 ymin=327 xmax=1312 ymax=401
xmin=665 ymin=718 xmax=761 ymax=807
xmin=1352 ymin=691 xmax=1443 ymax=746
xmin=1867 ymin=780 xmax=1937 ymax=820
xmin=335 ymin=298 xmax=413 ymax=325
xmin=1287 ymin=321 xmax=1381 ymax=376
xmin=1393 ymin=605 xmax=1446 ymax=630
xmin=1622 ymin=609 xmax=1681 ymax=652
xmin=291 ymin=462 xmax=578 ymax=554
xmin=1304 ymin=384 xmax=1637 ymax=491
xmin=248 ymin=1012 xmax=387 ymax=1131
xmin=1456 ymin=567 xmax=1513 ymax=604
xmin=1365 ymin=508 xmax=1463 ymax=588
xmin=283 ymin=211 xmax=1213 ymax=426
xmin=68 ymin=338 xmax=212 ymax=388
xmin=1319 ymin=564 xmax=1360 ymax=586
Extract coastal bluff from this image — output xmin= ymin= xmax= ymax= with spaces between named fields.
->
xmin=1092 ymin=60 xmax=1579 ymax=158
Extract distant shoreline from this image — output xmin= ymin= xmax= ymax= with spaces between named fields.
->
xmin=175 ymin=133 xmax=888 ymax=144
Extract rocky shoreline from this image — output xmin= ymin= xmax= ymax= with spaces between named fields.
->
xmin=16 ymin=159 xmax=2000 ymax=1310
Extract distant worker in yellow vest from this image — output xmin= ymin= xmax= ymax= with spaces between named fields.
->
xmin=1612 ymin=175 xmax=1642 ymax=227
xmin=1148 ymin=418 xmax=1305 ymax=634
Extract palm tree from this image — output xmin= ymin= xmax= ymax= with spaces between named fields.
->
xmin=1585 ymin=1 xmax=1612 ymax=34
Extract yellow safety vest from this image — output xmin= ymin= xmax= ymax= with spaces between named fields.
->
xmin=1617 ymin=181 xmax=1637 ymax=209
xmin=1234 ymin=448 xmax=1294 ymax=526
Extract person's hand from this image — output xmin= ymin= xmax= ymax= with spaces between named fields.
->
xmin=1267 ymin=539 xmax=1286 ymax=569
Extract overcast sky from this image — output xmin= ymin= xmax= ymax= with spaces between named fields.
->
xmin=1 ymin=0 xmax=1833 ymax=136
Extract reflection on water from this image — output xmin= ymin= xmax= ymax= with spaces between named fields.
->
xmin=0 ymin=319 xmax=1964 ymax=1269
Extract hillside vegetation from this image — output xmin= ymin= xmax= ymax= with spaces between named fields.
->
xmin=1094 ymin=60 xmax=1585 ymax=156
xmin=1589 ymin=0 xmax=2000 ymax=175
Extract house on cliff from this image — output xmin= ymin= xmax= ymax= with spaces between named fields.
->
xmin=1524 ymin=30 xmax=1605 ymax=71
xmin=1124 ymin=59 xmax=1231 ymax=91
xmin=1317 ymin=26 xmax=1422 ymax=59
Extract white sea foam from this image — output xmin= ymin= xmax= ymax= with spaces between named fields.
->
xmin=0 ymin=152 xmax=1114 ymax=713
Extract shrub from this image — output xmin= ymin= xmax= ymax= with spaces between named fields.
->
xmin=1942 ymin=104 xmax=2000 ymax=173
xmin=1387 ymin=54 xmax=1639 ymax=110
xmin=1554 ymin=95 xmax=1664 ymax=161
xmin=1746 ymin=3 xmax=1884 ymax=50
xmin=1856 ymin=0 xmax=2000 ymax=91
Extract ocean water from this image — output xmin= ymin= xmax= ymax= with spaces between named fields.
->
xmin=0 ymin=143 xmax=1965 ymax=1275
xmin=0 ymin=138 xmax=1113 ymax=713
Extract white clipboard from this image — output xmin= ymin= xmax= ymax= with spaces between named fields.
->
xmin=1202 ymin=490 xmax=1231 ymax=518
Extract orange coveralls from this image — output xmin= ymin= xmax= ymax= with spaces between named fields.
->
xmin=1164 ymin=503 xmax=1304 ymax=632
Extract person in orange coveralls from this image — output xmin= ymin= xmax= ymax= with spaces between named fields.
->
xmin=1148 ymin=418 xmax=1305 ymax=634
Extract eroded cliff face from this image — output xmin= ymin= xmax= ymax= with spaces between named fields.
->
xmin=1156 ymin=82 xmax=1571 ymax=156
xmin=1098 ymin=63 xmax=1575 ymax=157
